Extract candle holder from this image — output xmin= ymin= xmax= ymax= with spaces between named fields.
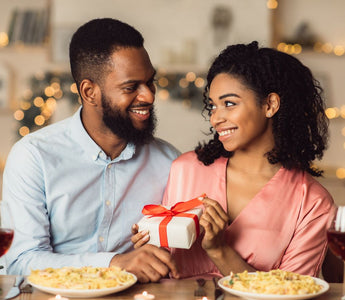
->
xmin=134 ymin=291 xmax=155 ymax=299
xmin=48 ymin=295 xmax=69 ymax=300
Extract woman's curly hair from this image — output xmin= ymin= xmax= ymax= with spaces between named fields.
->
xmin=195 ymin=41 xmax=329 ymax=177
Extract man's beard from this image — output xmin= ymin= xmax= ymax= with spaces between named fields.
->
xmin=101 ymin=94 xmax=156 ymax=146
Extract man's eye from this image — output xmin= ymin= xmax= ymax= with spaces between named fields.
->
xmin=148 ymin=78 xmax=157 ymax=86
xmin=124 ymin=85 xmax=136 ymax=92
xmin=147 ymin=80 xmax=157 ymax=91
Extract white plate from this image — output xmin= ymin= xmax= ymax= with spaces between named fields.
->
xmin=218 ymin=275 xmax=329 ymax=300
xmin=28 ymin=272 xmax=137 ymax=298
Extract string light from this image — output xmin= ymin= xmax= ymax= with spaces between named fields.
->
xmin=185 ymin=72 xmax=196 ymax=82
xmin=13 ymin=110 xmax=24 ymax=121
xmin=267 ymin=0 xmax=278 ymax=9
xmin=33 ymin=97 xmax=44 ymax=107
xmin=20 ymin=101 xmax=31 ymax=110
xmin=14 ymin=71 xmax=79 ymax=137
xmin=34 ymin=115 xmax=45 ymax=126
xmin=157 ymin=89 xmax=169 ymax=100
xmin=70 ymin=83 xmax=78 ymax=94
xmin=19 ymin=126 xmax=30 ymax=137
xmin=158 ymin=77 xmax=169 ymax=88
xmin=336 ymin=168 xmax=345 ymax=180
xmin=271 ymin=0 xmax=345 ymax=180
xmin=194 ymin=77 xmax=205 ymax=88
xmin=44 ymin=86 xmax=55 ymax=97
xmin=0 ymin=32 xmax=9 ymax=47
xmin=272 ymin=2 xmax=345 ymax=57
xmin=179 ymin=78 xmax=189 ymax=88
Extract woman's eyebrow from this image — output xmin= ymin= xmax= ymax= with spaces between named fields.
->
xmin=219 ymin=93 xmax=239 ymax=100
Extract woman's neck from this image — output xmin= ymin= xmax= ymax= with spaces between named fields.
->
xmin=228 ymin=149 xmax=281 ymax=176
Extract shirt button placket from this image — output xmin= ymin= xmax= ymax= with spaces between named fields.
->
xmin=98 ymin=162 xmax=113 ymax=251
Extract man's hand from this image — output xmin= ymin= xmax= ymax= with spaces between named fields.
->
xmin=110 ymin=244 xmax=179 ymax=283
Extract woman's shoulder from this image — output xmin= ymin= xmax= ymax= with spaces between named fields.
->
xmin=280 ymin=167 xmax=334 ymax=205
xmin=172 ymin=151 xmax=228 ymax=168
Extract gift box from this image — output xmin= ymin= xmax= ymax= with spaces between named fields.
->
xmin=137 ymin=195 xmax=205 ymax=249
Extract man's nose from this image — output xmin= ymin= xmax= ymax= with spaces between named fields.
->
xmin=137 ymin=84 xmax=155 ymax=103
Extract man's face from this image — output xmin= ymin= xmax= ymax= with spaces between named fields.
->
xmin=100 ymin=47 xmax=157 ymax=145
xmin=101 ymin=91 xmax=156 ymax=145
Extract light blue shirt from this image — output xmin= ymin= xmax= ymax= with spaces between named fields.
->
xmin=2 ymin=107 xmax=180 ymax=275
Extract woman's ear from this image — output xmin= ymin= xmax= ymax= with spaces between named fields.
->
xmin=79 ymin=79 xmax=100 ymax=107
xmin=265 ymin=92 xmax=280 ymax=118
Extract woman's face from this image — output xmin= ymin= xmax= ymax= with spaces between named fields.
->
xmin=208 ymin=73 xmax=273 ymax=153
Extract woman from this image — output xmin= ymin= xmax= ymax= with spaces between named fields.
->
xmin=134 ymin=41 xmax=334 ymax=278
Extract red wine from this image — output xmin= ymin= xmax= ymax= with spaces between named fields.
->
xmin=0 ymin=228 xmax=14 ymax=257
xmin=327 ymin=229 xmax=345 ymax=260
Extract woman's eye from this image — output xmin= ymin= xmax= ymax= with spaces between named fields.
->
xmin=225 ymin=101 xmax=235 ymax=107
xmin=207 ymin=103 xmax=216 ymax=110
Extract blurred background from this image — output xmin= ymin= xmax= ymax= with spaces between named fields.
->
xmin=0 ymin=0 xmax=344 ymax=204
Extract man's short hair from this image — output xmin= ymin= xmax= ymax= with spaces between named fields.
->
xmin=69 ymin=18 xmax=144 ymax=93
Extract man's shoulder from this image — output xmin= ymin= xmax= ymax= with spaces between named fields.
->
xmin=18 ymin=116 xmax=73 ymax=145
xmin=147 ymin=137 xmax=181 ymax=159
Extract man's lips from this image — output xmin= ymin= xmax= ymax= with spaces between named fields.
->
xmin=130 ymin=109 xmax=150 ymax=115
xmin=129 ymin=106 xmax=152 ymax=120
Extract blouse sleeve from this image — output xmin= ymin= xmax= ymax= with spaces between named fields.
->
xmin=278 ymin=183 xmax=336 ymax=276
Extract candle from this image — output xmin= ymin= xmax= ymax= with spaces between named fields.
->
xmin=48 ymin=295 xmax=69 ymax=300
xmin=134 ymin=291 xmax=155 ymax=299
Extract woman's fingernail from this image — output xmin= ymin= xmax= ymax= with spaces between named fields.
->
xmin=140 ymin=229 xmax=149 ymax=235
xmin=142 ymin=234 xmax=150 ymax=241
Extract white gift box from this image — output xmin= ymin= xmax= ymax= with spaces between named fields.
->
xmin=137 ymin=207 xmax=203 ymax=249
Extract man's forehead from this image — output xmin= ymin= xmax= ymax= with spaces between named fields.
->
xmin=108 ymin=48 xmax=155 ymax=80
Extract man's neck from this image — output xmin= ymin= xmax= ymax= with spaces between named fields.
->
xmin=81 ymin=107 xmax=128 ymax=160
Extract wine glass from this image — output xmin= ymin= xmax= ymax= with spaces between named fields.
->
xmin=0 ymin=201 xmax=14 ymax=258
xmin=327 ymin=206 xmax=345 ymax=299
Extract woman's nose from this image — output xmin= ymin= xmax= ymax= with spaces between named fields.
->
xmin=210 ymin=107 xmax=226 ymax=126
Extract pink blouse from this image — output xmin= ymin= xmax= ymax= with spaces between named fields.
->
xmin=162 ymin=151 xmax=335 ymax=278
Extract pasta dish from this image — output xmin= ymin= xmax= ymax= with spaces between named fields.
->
xmin=223 ymin=269 xmax=322 ymax=295
xmin=28 ymin=266 xmax=136 ymax=290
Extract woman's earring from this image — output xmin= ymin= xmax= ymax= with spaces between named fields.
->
xmin=267 ymin=112 xmax=272 ymax=118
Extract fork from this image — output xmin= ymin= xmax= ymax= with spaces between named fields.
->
xmin=213 ymin=277 xmax=224 ymax=300
xmin=20 ymin=284 xmax=33 ymax=293
xmin=194 ymin=278 xmax=206 ymax=297
xmin=18 ymin=284 xmax=33 ymax=300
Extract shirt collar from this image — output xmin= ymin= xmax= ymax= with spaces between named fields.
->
xmin=70 ymin=106 xmax=136 ymax=162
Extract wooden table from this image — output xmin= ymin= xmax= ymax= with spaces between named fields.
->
xmin=0 ymin=275 xmax=342 ymax=300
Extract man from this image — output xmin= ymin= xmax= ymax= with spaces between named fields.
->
xmin=2 ymin=18 xmax=180 ymax=282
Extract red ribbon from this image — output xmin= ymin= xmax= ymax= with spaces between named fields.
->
xmin=142 ymin=194 xmax=206 ymax=248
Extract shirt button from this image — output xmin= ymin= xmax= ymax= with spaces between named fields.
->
xmin=99 ymin=236 xmax=104 ymax=242
xmin=106 ymin=200 xmax=111 ymax=206
xmin=107 ymin=165 xmax=112 ymax=169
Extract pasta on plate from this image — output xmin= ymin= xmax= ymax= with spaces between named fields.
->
xmin=28 ymin=266 xmax=136 ymax=290
xmin=223 ymin=269 xmax=322 ymax=295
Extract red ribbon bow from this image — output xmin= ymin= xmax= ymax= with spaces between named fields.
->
xmin=142 ymin=194 xmax=206 ymax=248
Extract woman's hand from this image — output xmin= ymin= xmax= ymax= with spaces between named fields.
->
xmin=200 ymin=197 xmax=230 ymax=251
xmin=131 ymin=224 xmax=150 ymax=249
